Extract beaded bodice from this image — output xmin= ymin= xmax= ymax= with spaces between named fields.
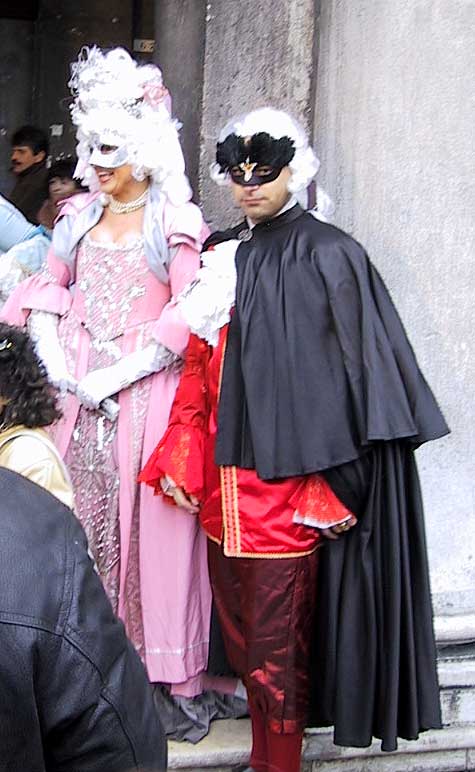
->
xmin=76 ymin=235 xmax=148 ymax=341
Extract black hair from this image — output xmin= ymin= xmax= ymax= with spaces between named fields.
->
xmin=11 ymin=125 xmax=49 ymax=157
xmin=216 ymin=132 xmax=295 ymax=172
xmin=48 ymin=159 xmax=76 ymax=182
xmin=47 ymin=158 xmax=85 ymax=191
xmin=0 ymin=323 xmax=61 ymax=430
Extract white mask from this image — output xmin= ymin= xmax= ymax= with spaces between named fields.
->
xmin=89 ymin=142 xmax=129 ymax=169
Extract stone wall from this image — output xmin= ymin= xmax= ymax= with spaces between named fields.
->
xmin=313 ymin=0 xmax=475 ymax=629
xmin=198 ymin=0 xmax=318 ymax=227
xmin=154 ymin=0 xmax=207 ymax=197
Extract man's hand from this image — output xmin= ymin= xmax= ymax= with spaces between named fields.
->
xmin=320 ymin=515 xmax=358 ymax=540
xmin=160 ymin=476 xmax=199 ymax=514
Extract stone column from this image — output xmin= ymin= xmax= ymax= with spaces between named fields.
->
xmin=198 ymin=0 xmax=318 ymax=227
xmin=154 ymin=0 xmax=207 ymax=197
xmin=313 ymin=0 xmax=475 ymax=640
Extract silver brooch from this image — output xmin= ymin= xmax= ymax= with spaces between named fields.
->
xmin=237 ymin=227 xmax=252 ymax=242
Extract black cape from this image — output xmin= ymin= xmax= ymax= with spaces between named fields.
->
xmin=213 ymin=205 xmax=448 ymax=478
xmin=205 ymin=206 xmax=449 ymax=751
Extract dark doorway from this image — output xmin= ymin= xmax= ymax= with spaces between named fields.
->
xmin=0 ymin=1 xmax=155 ymax=199
xmin=0 ymin=4 xmax=38 ymax=193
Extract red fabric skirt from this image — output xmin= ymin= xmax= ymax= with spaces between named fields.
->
xmin=207 ymin=539 xmax=319 ymax=734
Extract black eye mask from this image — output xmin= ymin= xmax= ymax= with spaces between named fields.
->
xmin=216 ymin=132 xmax=295 ymax=187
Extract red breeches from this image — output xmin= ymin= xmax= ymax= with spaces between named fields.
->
xmin=208 ymin=539 xmax=319 ymax=747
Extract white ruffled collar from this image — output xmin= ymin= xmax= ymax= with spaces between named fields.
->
xmin=177 ymin=239 xmax=239 ymax=346
xmin=177 ymin=198 xmax=303 ymax=347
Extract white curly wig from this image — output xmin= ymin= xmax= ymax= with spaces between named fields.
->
xmin=68 ymin=46 xmax=191 ymax=206
xmin=210 ymin=107 xmax=320 ymax=197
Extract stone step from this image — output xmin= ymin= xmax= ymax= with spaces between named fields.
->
xmin=169 ymin=723 xmax=475 ymax=771
xmin=169 ymin=645 xmax=475 ymax=770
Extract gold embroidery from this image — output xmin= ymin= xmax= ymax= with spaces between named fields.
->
xmin=239 ymin=158 xmax=258 ymax=182
xmin=230 ymin=466 xmax=241 ymax=552
xmin=222 ymin=545 xmax=320 ymax=559
xmin=217 ymin=329 xmax=228 ymax=398
xmin=169 ymin=428 xmax=191 ymax=488
xmin=221 ymin=466 xmax=237 ymax=554
xmin=220 ymin=467 xmax=231 ymax=551
xmin=297 ymin=474 xmax=351 ymax=525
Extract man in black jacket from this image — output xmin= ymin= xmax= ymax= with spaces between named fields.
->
xmin=148 ymin=107 xmax=449 ymax=772
xmin=0 ymin=466 xmax=166 ymax=772
xmin=8 ymin=125 xmax=49 ymax=224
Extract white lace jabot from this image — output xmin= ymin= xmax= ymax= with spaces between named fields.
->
xmin=177 ymin=239 xmax=239 ymax=347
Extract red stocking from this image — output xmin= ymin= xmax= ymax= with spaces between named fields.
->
xmin=249 ymin=700 xmax=268 ymax=772
xmin=266 ymin=729 xmax=303 ymax=772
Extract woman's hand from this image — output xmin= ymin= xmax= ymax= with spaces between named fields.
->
xmin=76 ymin=368 xmax=116 ymax=409
xmin=160 ymin=476 xmax=200 ymax=513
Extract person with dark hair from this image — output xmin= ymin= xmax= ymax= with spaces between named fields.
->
xmin=0 ymin=464 xmax=167 ymax=771
xmin=140 ymin=107 xmax=449 ymax=771
xmin=0 ymin=322 xmax=73 ymax=508
xmin=9 ymin=125 xmax=50 ymax=223
xmin=37 ymin=158 xmax=85 ymax=231
xmin=11 ymin=125 xmax=49 ymax=158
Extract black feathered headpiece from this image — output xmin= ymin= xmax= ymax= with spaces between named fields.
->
xmin=216 ymin=132 xmax=296 ymax=173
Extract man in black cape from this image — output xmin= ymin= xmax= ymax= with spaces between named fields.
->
xmin=142 ymin=106 xmax=449 ymax=770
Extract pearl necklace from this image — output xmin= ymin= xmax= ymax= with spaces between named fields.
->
xmin=108 ymin=188 xmax=149 ymax=215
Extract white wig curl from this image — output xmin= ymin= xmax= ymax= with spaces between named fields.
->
xmin=68 ymin=46 xmax=191 ymax=206
xmin=210 ymin=107 xmax=320 ymax=197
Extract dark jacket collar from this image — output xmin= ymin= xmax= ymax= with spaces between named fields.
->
xmin=252 ymin=203 xmax=304 ymax=233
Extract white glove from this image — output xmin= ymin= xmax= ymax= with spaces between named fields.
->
xmin=28 ymin=310 xmax=77 ymax=393
xmin=76 ymin=343 xmax=179 ymax=410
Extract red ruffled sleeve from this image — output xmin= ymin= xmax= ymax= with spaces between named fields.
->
xmin=139 ymin=334 xmax=211 ymax=501
xmin=290 ymin=473 xmax=355 ymax=529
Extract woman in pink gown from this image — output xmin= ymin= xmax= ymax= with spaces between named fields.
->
xmin=2 ymin=48 xmax=229 ymax=731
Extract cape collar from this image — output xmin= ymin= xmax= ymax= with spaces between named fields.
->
xmin=251 ymin=202 xmax=304 ymax=232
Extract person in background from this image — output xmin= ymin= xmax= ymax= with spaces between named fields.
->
xmin=9 ymin=125 xmax=49 ymax=223
xmin=37 ymin=158 xmax=85 ymax=231
xmin=0 ymin=464 xmax=166 ymax=771
xmin=0 ymin=196 xmax=51 ymax=307
xmin=0 ymin=163 xmax=83 ymax=307
xmin=0 ymin=193 xmax=39 ymax=252
xmin=0 ymin=322 xmax=73 ymax=509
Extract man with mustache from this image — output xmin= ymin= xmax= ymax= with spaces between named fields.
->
xmin=9 ymin=125 xmax=49 ymax=224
